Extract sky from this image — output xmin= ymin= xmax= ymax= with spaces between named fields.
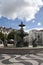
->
xmin=0 ymin=0 xmax=43 ymax=32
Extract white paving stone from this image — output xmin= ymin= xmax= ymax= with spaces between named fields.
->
xmin=25 ymin=60 xmax=39 ymax=65
xmin=40 ymin=63 xmax=43 ymax=65
xmin=2 ymin=54 xmax=10 ymax=59
xmin=9 ymin=58 xmax=21 ymax=62
xmin=30 ymin=54 xmax=43 ymax=60
xmin=13 ymin=63 xmax=24 ymax=65
xmin=37 ymin=53 xmax=43 ymax=56
xmin=0 ymin=53 xmax=43 ymax=65
xmin=21 ymin=55 xmax=32 ymax=59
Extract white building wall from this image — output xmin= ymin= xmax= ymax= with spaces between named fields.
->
xmin=42 ymin=32 xmax=43 ymax=45
xmin=29 ymin=30 xmax=35 ymax=45
xmin=29 ymin=30 xmax=43 ymax=45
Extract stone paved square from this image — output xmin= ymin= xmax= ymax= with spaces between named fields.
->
xmin=0 ymin=51 xmax=43 ymax=65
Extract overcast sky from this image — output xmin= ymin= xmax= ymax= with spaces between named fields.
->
xmin=0 ymin=0 xmax=43 ymax=32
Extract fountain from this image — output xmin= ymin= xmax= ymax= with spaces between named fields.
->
xmin=18 ymin=22 xmax=26 ymax=47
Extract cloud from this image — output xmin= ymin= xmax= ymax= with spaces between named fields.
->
xmin=32 ymin=20 xmax=35 ymax=23
xmin=37 ymin=22 xmax=41 ymax=26
xmin=0 ymin=0 xmax=43 ymax=20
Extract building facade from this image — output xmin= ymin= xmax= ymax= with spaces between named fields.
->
xmin=29 ymin=29 xmax=43 ymax=45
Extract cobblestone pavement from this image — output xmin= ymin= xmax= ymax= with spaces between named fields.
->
xmin=0 ymin=51 xmax=43 ymax=65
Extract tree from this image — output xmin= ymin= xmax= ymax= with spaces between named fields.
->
xmin=0 ymin=32 xmax=5 ymax=41
xmin=0 ymin=32 xmax=7 ymax=47
xmin=7 ymin=31 xmax=15 ymax=40
xmin=7 ymin=31 xmax=17 ymax=44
